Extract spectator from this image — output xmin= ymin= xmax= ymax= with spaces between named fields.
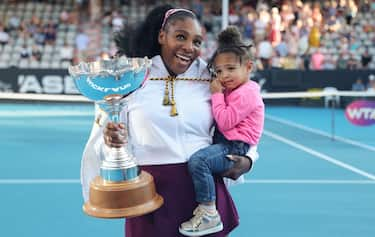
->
xmin=200 ymin=26 xmax=217 ymax=61
xmin=44 ymin=24 xmax=57 ymax=45
xmin=361 ymin=47 xmax=372 ymax=69
xmin=367 ymin=74 xmax=375 ymax=91
xmin=301 ymin=51 xmax=311 ymax=70
xmin=31 ymin=45 xmax=42 ymax=62
xmin=111 ymin=11 xmax=124 ymax=32
xmin=351 ymin=78 xmax=366 ymax=91
xmin=253 ymin=8 xmax=269 ymax=43
xmin=325 ymin=15 xmax=340 ymax=32
xmin=7 ymin=14 xmax=20 ymax=31
xmin=338 ymin=36 xmax=349 ymax=52
xmin=257 ymin=36 xmax=273 ymax=69
xmin=271 ymin=50 xmax=282 ymax=69
xmin=20 ymin=44 xmax=31 ymax=59
xmin=60 ymin=41 xmax=74 ymax=63
xmin=192 ymin=0 xmax=204 ymax=20
xmin=345 ymin=0 xmax=358 ymax=25
xmin=75 ymin=29 xmax=89 ymax=51
xmin=298 ymin=33 xmax=309 ymax=56
xmin=242 ymin=17 xmax=253 ymax=40
xmin=348 ymin=37 xmax=360 ymax=53
xmin=269 ymin=7 xmax=282 ymax=47
xmin=322 ymin=56 xmax=336 ymax=70
xmin=0 ymin=25 xmax=9 ymax=46
xmin=336 ymin=52 xmax=349 ymax=69
xmin=60 ymin=10 xmax=70 ymax=24
xmin=280 ymin=52 xmax=300 ymax=69
xmin=346 ymin=54 xmax=359 ymax=69
xmin=275 ymin=33 xmax=289 ymax=57
xmin=34 ymin=26 xmax=46 ymax=45
xmin=310 ymin=47 xmax=324 ymax=70
xmin=308 ymin=24 xmax=320 ymax=47
xmin=286 ymin=30 xmax=299 ymax=56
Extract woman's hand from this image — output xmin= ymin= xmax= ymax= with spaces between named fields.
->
xmin=103 ymin=122 xmax=127 ymax=148
xmin=221 ymin=155 xmax=252 ymax=180
xmin=210 ymin=79 xmax=223 ymax=94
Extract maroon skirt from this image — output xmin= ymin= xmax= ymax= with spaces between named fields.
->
xmin=125 ymin=163 xmax=239 ymax=237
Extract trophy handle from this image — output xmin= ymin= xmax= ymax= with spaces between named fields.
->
xmin=97 ymin=95 xmax=140 ymax=182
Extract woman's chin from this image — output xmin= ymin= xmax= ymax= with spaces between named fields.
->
xmin=172 ymin=64 xmax=191 ymax=75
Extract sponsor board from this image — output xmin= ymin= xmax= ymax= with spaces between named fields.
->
xmin=345 ymin=100 xmax=375 ymax=126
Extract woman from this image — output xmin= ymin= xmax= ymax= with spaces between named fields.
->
xmin=81 ymin=4 xmax=258 ymax=237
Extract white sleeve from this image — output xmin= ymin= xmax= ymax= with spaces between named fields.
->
xmin=246 ymin=145 xmax=259 ymax=164
xmin=80 ymin=105 xmax=108 ymax=202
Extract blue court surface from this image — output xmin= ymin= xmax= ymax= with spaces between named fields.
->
xmin=0 ymin=102 xmax=374 ymax=237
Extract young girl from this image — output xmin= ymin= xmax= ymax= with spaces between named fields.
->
xmin=179 ymin=26 xmax=264 ymax=236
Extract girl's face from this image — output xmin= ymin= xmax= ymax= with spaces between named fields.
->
xmin=213 ymin=52 xmax=252 ymax=91
xmin=158 ymin=18 xmax=203 ymax=75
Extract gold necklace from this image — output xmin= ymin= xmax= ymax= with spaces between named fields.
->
xmin=149 ymin=77 xmax=211 ymax=116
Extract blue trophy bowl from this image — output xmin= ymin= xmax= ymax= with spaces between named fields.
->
xmin=68 ymin=56 xmax=151 ymax=102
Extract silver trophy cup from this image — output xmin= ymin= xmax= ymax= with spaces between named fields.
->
xmin=69 ymin=56 xmax=163 ymax=218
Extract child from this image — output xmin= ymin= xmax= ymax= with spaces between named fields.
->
xmin=179 ymin=26 xmax=265 ymax=236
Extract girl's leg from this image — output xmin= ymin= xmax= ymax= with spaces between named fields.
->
xmin=180 ymin=144 xmax=231 ymax=236
xmin=188 ymin=144 xmax=232 ymax=203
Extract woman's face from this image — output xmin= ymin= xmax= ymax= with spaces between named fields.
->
xmin=158 ymin=18 xmax=203 ymax=75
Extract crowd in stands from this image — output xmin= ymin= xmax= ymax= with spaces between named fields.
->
xmin=0 ymin=0 xmax=374 ymax=71
xmin=198 ymin=0 xmax=375 ymax=71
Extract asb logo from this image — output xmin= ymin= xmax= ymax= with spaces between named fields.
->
xmin=345 ymin=100 xmax=375 ymax=126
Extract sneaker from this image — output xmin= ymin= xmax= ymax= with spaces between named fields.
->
xmin=179 ymin=206 xmax=223 ymax=236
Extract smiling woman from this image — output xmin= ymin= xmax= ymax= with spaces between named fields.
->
xmin=80 ymin=4 xmax=256 ymax=237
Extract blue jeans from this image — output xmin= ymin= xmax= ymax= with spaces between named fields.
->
xmin=188 ymin=130 xmax=249 ymax=203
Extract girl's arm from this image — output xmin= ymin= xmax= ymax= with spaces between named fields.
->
xmin=211 ymin=87 xmax=256 ymax=131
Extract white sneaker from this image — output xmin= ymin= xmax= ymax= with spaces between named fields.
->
xmin=179 ymin=206 xmax=223 ymax=236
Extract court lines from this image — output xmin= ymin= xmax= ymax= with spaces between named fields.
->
xmin=2 ymin=178 xmax=375 ymax=184
xmin=0 ymin=103 xmax=94 ymax=117
xmin=264 ymin=130 xmax=375 ymax=180
xmin=263 ymin=114 xmax=375 ymax=182
xmin=1 ymin=111 xmax=375 ymax=185
xmin=266 ymin=114 xmax=375 ymax=152
xmin=0 ymin=179 xmax=80 ymax=184
xmin=244 ymin=179 xmax=375 ymax=184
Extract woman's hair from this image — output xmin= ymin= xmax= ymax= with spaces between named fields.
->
xmin=208 ymin=26 xmax=253 ymax=74
xmin=114 ymin=4 xmax=197 ymax=58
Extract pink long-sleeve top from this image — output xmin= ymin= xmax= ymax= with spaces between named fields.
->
xmin=211 ymin=80 xmax=264 ymax=145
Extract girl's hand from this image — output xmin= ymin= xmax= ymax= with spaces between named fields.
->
xmin=103 ymin=122 xmax=127 ymax=148
xmin=210 ymin=79 xmax=223 ymax=94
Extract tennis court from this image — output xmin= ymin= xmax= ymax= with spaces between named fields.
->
xmin=0 ymin=99 xmax=374 ymax=237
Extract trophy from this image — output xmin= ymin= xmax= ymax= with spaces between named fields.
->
xmin=68 ymin=56 xmax=163 ymax=218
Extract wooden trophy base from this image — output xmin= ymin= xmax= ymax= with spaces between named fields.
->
xmin=83 ymin=171 xmax=163 ymax=218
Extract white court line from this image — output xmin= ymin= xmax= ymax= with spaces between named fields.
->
xmin=243 ymin=179 xmax=375 ymax=184
xmin=1 ymin=179 xmax=374 ymax=185
xmin=0 ymin=179 xmax=80 ymax=184
xmin=264 ymin=130 xmax=375 ymax=181
xmin=266 ymin=114 xmax=375 ymax=152
xmin=0 ymin=111 xmax=93 ymax=117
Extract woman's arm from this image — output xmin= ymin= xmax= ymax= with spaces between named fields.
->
xmin=221 ymin=145 xmax=258 ymax=180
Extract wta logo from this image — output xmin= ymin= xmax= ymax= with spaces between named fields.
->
xmin=345 ymin=100 xmax=375 ymax=126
